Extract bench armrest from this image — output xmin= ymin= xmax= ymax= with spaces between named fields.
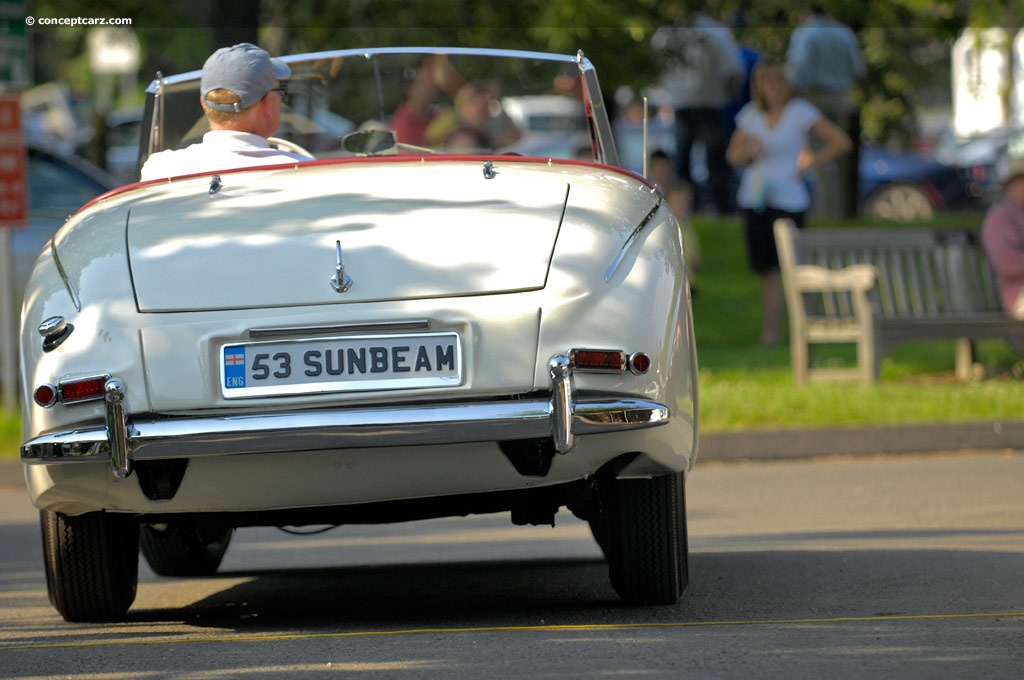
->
xmin=790 ymin=263 xmax=877 ymax=292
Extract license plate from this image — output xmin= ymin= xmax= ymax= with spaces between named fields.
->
xmin=220 ymin=332 xmax=462 ymax=398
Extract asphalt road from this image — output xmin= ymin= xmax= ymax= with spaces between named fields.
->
xmin=1 ymin=450 xmax=1022 ymax=678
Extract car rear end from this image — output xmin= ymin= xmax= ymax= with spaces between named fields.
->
xmin=21 ymin=157 xmax=696 ymax=519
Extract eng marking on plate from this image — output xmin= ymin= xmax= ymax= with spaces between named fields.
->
xmin=223 ymin=346 xmax=247 ymax=390
xmin=220 ymin=332 xmax=462 ymax=398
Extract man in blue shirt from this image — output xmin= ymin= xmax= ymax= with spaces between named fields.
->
xmin=786 ymin=5 xmax=865 ymax=219
xmin=652 ymin=12 xmax=745 ymax=215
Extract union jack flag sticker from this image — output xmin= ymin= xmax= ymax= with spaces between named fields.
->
xmin=224 ymin=346 xmax=246 ymax=389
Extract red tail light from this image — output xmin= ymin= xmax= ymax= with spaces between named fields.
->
xmin=33 ymin=384 xmax=57 ymax=407
xmin=570 ymin=349 xmax=626 ymax=372
xmin=629 ymin=352 xmax=651 ymax=374
xmin=35 ymin=375 xmax=112 ymax=407
xmin=60 ymin=376 xmax=109 ymax=403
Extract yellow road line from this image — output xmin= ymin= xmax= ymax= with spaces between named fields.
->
xmin=2 ymin=611 xmax=1020 ymax=651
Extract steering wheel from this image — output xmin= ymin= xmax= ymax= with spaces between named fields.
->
xmin=268 ymin=136 xmax=315 ymax=159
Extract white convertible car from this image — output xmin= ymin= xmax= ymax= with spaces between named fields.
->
xmin=20 ymin=47 xmax=699 ymax=621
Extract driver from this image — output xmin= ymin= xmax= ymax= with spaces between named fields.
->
xmin=140 ymin=43 xmax=313 ymax=181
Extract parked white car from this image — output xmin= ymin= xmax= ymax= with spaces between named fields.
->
xmin=501 ymin=94 xmax=592 ymax=158
xmin=19 ymin=47 xmax=699 ymax=621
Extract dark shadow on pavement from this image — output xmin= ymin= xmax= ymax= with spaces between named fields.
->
xmin=123 ymin=546 xmax=1024 ymax=631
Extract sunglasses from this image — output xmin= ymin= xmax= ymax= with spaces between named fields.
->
xmin=268 ymin=84 xmax=290 ymax=105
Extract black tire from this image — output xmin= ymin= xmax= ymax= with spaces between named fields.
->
xmin=140 ymin=522 xmax=232 ymax=577
xmin=589 ymin=471 xmax=688 ymax=605
xmin=40 ymin=510 xmax=140 ymax=622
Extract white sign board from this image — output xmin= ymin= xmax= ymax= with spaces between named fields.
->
xmin=88 ymin=27 xmax=140 ymax=75
xmin=952 ymin=28 xmax=1009 ymax=136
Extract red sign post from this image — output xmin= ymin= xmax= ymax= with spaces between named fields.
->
xmin=0 ymin=93 xmax=25 ymax=227
xmin=0 ymin=92 xmax=25 ymax=414
xmin=0 ymin=0 xmax=30 ymax=414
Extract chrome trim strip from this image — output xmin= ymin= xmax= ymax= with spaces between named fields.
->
xmin=50 ymin=241 xmax=81 ymax=311
xmin=22 ymin=396 xmax=669 ymax=464
xmin=581 ymin=62 xmax=619 ymax=168
xmin=248 ymin=320 xmax=431 ymax=339
xmin=604 ymin=196 xmax=664 ymax=283
xmin=146 ymin=48 xmax=587 ymax=93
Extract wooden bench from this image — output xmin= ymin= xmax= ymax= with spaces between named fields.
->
xmin=774 ymin=219 xmax=1024 ymax=384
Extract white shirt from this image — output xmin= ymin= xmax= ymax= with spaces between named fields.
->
xmin=140 ymin=130 xmax=312 ymax=181
xmin=734 ymin=98 xmax=821 ymax=213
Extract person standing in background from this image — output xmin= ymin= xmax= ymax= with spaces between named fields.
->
xmin=652 ymin=12 xmax=745 ymax=215
xmin=785 ymin=5 xmax=865 ymax=219
xmin=725 ymin=41 xmax=761 ymax=212
xmin=727 ymin=60 xmax=851 ymax=346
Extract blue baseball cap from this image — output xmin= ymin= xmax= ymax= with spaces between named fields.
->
xmin=201 ymin=43 xmax=290 ymax=113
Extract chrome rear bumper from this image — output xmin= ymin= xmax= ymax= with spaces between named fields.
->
xmin=23 ymin=356 xmax=669 ymax=478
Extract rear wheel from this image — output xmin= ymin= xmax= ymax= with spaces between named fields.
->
xmin=40 ymin=510 xmax=139 ymax=622
xmin=140 ymin=522 xmax=232 ymax=577
xmin=589 ymin=471 xmax=688 ymax=605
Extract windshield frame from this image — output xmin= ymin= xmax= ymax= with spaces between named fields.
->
xmin=138 ymin=46 xmax=620 ymax=175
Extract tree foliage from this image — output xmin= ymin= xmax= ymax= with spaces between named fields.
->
xmin=26 ymin=0 xmax=1024 ymax=144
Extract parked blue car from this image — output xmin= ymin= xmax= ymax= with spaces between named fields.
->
xmin=859 ymin=144 xmax=976 ymax=221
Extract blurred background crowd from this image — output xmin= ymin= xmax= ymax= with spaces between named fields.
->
xmin=11 ymin=0 xmax=1024 ymax=222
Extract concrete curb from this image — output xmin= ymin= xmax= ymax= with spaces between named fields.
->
xmin=4 ymin=421 xmax=1023 ymax=490
xmin=698 ymin=421 xmax=1024 ymax=462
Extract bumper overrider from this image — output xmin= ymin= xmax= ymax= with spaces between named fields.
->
xmin=23 ymin=355 xmax=670 ymax=479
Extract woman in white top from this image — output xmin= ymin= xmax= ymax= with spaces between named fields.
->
xmin=726 ymin=59 xmax=851 ymax=346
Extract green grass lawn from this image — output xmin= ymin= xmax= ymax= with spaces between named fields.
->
xmin=692 ymin=211 xmax=1024 ymax=432
xmin=2 ymin=210 xmax=1020 ymax=459
xmin=1 ymin=412 xmax=17 ymax=460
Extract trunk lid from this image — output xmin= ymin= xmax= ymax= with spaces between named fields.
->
xmin=128 ymin=161 xmax=568 ymax=312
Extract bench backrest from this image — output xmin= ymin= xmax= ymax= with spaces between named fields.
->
xmin=784 ymin=225 xmax=1004 ymax=320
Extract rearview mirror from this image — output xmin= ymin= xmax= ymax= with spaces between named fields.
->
xmin=342 ymin=129 xmax=398 ymax=156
